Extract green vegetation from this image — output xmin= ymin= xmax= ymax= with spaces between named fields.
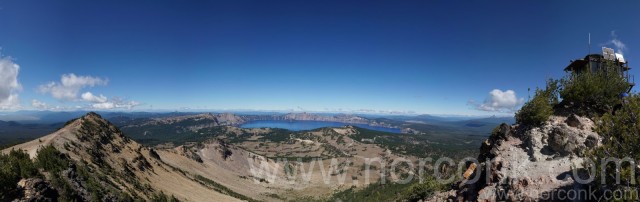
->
xmin=1 ymin=144 xmax=155 ymax=201
xmin=121 ymin=121 xmax=230 ymax=146
xmin=0 ymin=149 xmax=40 ymax=199
xmin=515 ymin=79 xmax=559 ymax=126
xmin=402 ymin=176 xmax=449 ymax=202
xmin=36 ymin=145 xmax=83 ymax=201
xmin=351 ymin=127 xmax=477 ymax=160
xmin=36 ymin=145 xmax=71 ymax=173
xmin=560 ymin=61 xmax=630 ymax=116
xmin=517 ymin=61 xmax=631 ymax=126
xmin=585 ymin=94 xmax=640 ymax=200
xmin=252 ymin=128 xmax=291 ymax=143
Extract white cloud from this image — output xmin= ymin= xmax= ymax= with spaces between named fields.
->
xmin=81 ymin=92 xmax=108 ymax=103
xmin=80 ymin=91 xmax=140 ymax=110
xmin=0 ymin=94 xmax=20 ymax=110
xmin=39 ymin=73 xmax=108 ymax=101
xmin=472 ymin=89 xmax=524 ymax=113
xmin=607 ymin=31 xmax=627 ymax=54
xmin=35 ymin=73 xmax=141 ymax=110
xmin=0 ymin=56 xmax=21 ymax=110
xmin=91 ymin=98 xmax=140 ymax=110
xmin=31 ymin=99 xmax=48 ymax=109
xmin=92 ymin=102 xmax=115 ymax=109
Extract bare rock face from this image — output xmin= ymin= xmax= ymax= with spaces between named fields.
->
xmin=548 ymin=126 xmax=584 ymax=156
xmin=430 ymin=114 xmax=601 ymax=201
xmin=526 ymin=115 xmax=598 ymax=161
xmin=14 ymin=178 xmax=58 ymax=202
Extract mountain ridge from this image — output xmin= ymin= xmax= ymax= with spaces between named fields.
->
xmin=2 ymin=112 xmax=242 ymax=201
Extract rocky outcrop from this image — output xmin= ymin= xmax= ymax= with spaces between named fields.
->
xmin=215 ymin=139 xmax=233 ymax=160
xmin=530 ymin=115 xmax=598 ymax=160
xmin=14 ymin=178 xmax=58 ymax=202
xmin=431 ymin=115 xmax=601 ymax=201
xmin=179 ymin=145 xmax=204 ymax=163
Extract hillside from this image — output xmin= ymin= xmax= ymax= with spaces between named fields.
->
xmin=2 ymin=112 xmax=241 ymax=201
xmin=1 ymin=112 xmax=439 ymax=201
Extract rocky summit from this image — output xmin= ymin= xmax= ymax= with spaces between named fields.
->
xmin=430 ymin=114 xmax=601 ymax=201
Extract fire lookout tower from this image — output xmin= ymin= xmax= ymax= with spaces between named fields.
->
xmin=564 ymin=47 xmax=635 ymax=92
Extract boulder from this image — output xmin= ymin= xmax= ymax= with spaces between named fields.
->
xmin=548 ymin=126 xmax=583 ymax=156
xmin=585 ymin=135 xmax=598 ymax=148
xmin=565 ymin=114 xmax=582 ymax=128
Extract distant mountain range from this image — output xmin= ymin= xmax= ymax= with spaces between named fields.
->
xmin=0 ymin=110 xmax=513 ymax=124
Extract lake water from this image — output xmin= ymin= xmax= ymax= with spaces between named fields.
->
xmin=240 ymin=120 xmax=401 ymax=133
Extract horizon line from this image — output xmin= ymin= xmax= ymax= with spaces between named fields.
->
xmin=0 ymin=109 xmax=515 ymax=118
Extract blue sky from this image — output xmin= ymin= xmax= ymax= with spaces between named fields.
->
xmin=0 ymin=0 xmax=639 ymax=115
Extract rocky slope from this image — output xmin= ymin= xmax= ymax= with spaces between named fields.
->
xmin=159 ymin=125 xmax=417 ymax=200
xmin=431 ymin=114 xmax=600 ymax=201
xmin=2 ymin=112 xmax=241 ymax=201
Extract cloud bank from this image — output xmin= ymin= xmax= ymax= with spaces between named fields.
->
xmin=0 ymin=56 xmax=21 ymax=109
xmin=37 ymin=73 xmax=140 ymax=110
xmin=39 ymin=73 xmax=108 ymax=101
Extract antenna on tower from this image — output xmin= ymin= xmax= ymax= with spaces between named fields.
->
xmin=588 ymin=33 xmax=591 ymax=55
